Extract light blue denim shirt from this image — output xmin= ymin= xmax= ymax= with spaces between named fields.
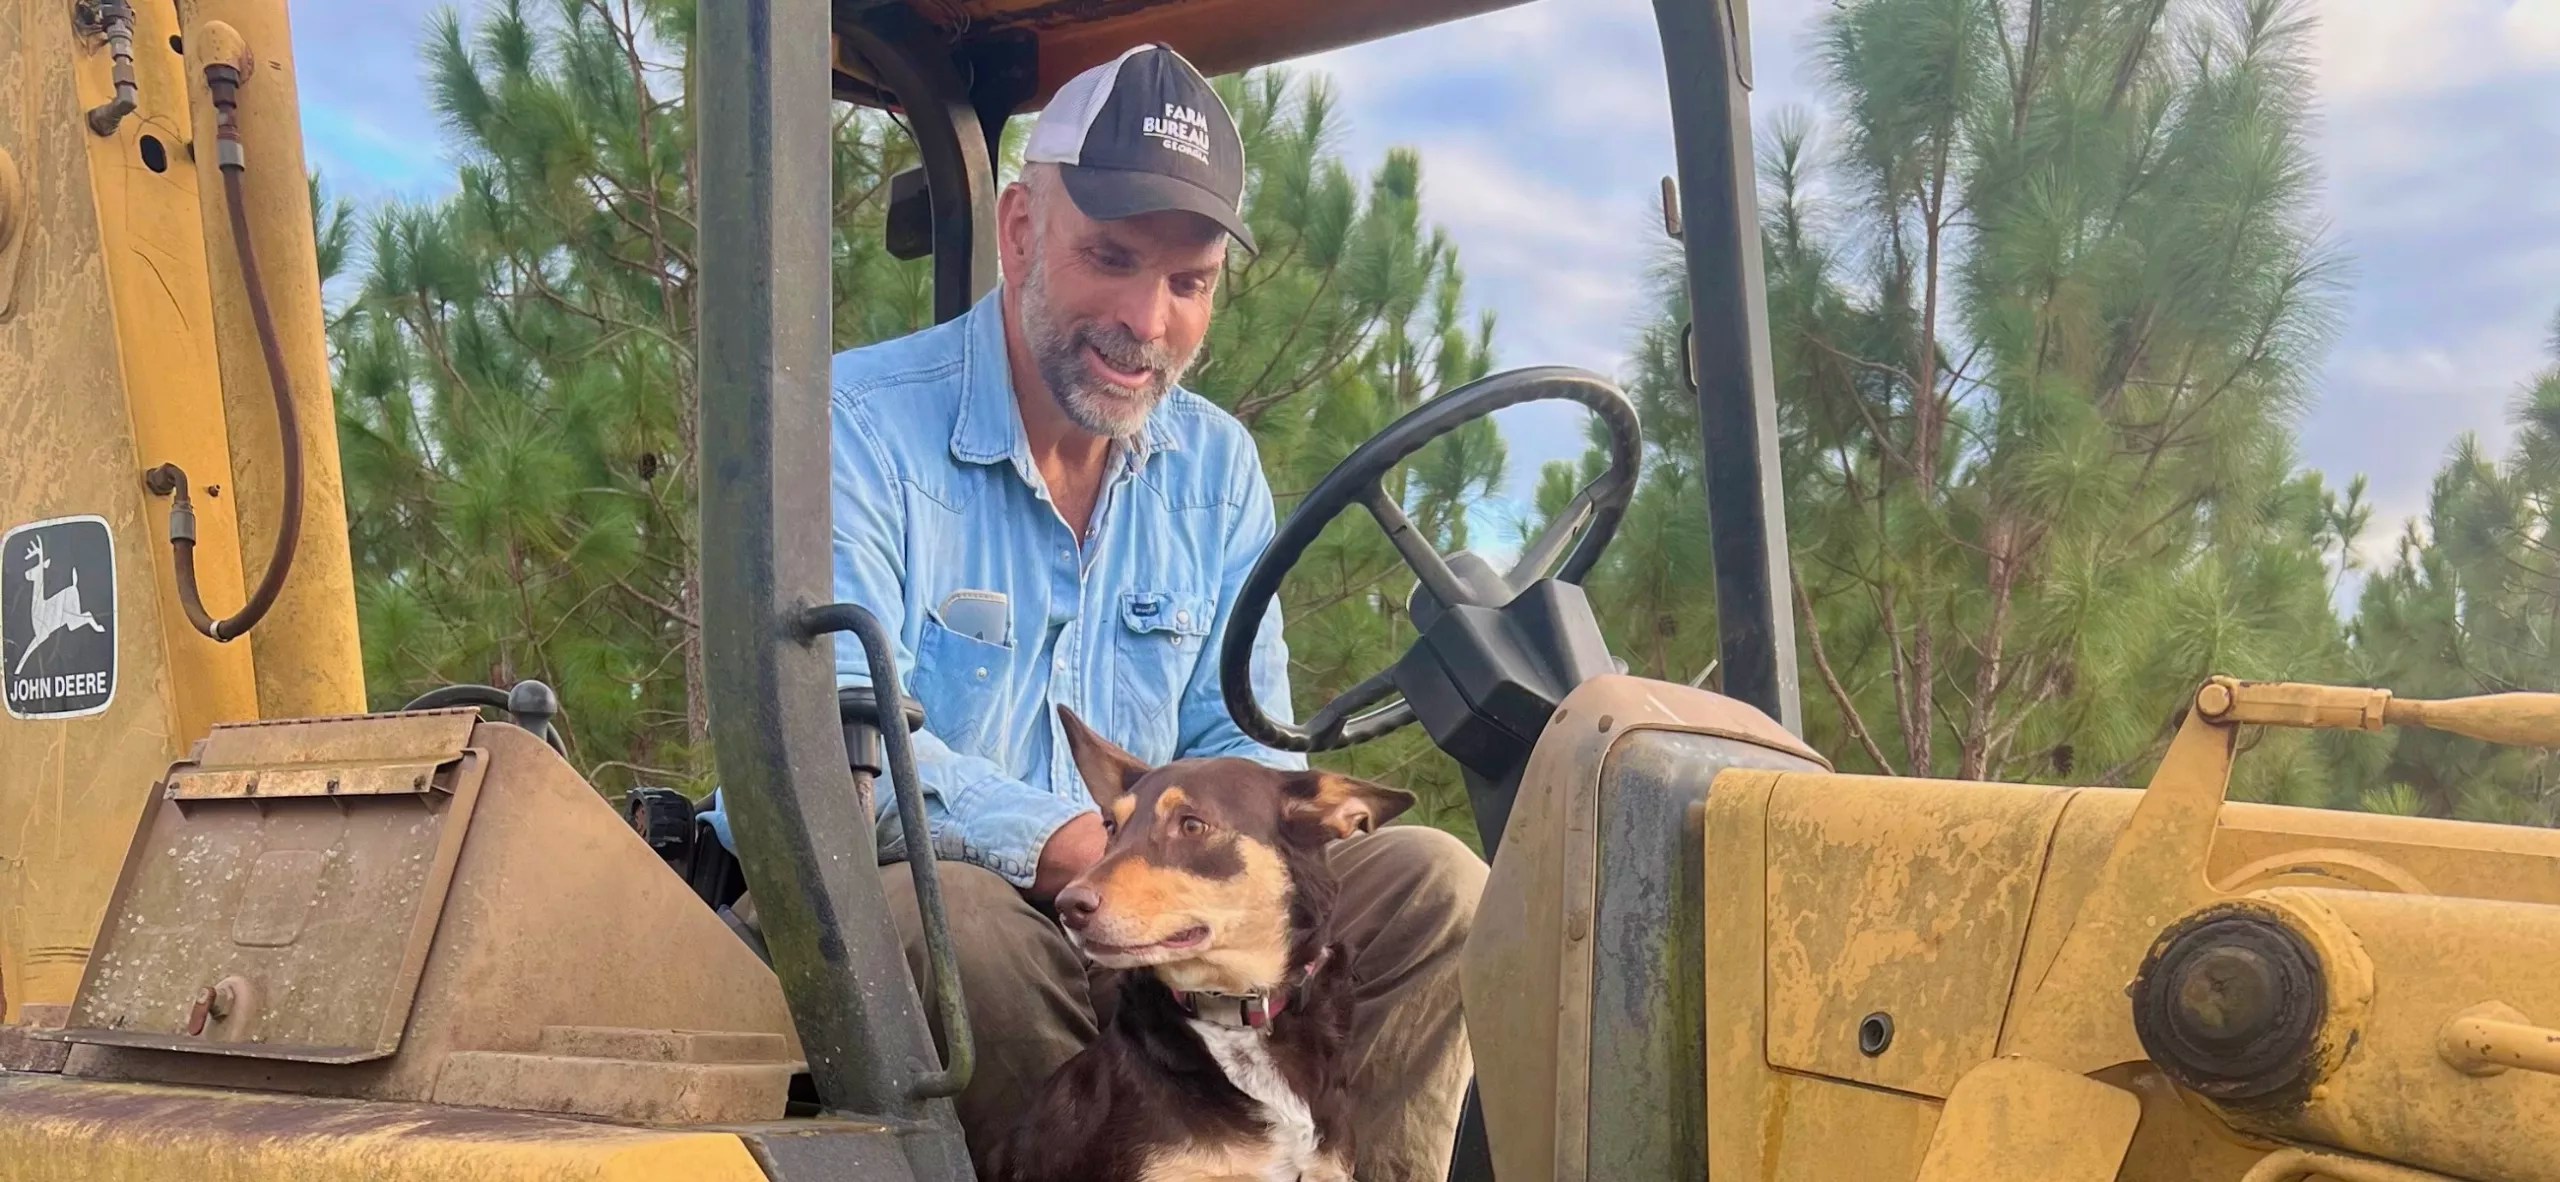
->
xmin=820 ymin=289 xmax=1304 ymax=886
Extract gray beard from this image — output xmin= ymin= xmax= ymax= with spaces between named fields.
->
xmin=1018 ymin=256 xmax=1198 ymax=439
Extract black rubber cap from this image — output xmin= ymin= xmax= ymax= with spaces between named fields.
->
xmin=2131 ymin=906 xmax=2328 ymax=1105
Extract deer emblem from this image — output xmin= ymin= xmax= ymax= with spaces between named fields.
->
xmin=18 ymin=538 xmax=105 ymax=674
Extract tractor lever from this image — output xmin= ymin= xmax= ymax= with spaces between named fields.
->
xmin=799 ymin=601 xmax=973 ymax=1102
xmin=2193 ymin=677 xmax=2560 ymax=749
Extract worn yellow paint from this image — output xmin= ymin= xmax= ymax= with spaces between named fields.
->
xmin=2197 ymin=675 xmax=2560 ymax=749
xmin=1913 ymin=1057 xmax=2137 ymax=1181
xmin=1755 ymin=1073 xmax=1941 ymax=1180
xmin=1763 ymin=775 xmax=2067 ymax=1097
xmin=0 ymin=1076 xmax=767 ymax=1182
xmin=1703 ymin=675 xmax=2560 ymax=1180
xmin=2000 ymin=703 xmax=2238 ymax=1072
xmin=2234 ymin=1148 xmax=2453 ymax=1182
xmin=0 ymin=0 xmax=259 ymax=1022
xmin=2439 ymin=1003 xmax=2560 ymax=1078
xmin=93 ymin=0 xmax=265 ymax=743
xmin=2237 ymin=888 xmax=2560 ymax=1182
xmin=179 ymin=0 xmax=364 ymax=717
xmin=1700 ymin=768 xmax=1779 ymax=1182
xmin=2098 ymin=1064 xmax=2276 ymax=1182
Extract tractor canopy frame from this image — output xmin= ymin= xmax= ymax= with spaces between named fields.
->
xmin=694 ymin=0 xmax=1798 ymax=1173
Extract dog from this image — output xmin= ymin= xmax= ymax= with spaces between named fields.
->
xmin=985 ymin=708 xmax=1415 ymax=1182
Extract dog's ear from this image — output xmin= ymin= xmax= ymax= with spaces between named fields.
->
xmin=1059 ymin=706 xmax=1149 ymax=813
xmin=1283 ymin=771 xmax=1416 ymax=841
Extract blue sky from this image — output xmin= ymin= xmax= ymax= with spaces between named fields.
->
xmin=297 ymin=0 xmax=2560 ymax=570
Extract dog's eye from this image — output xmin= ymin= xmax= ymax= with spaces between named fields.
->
xmin=1100 ymin=816 xmax=1118 ymax=837
xmin=1178 ymin=815 xmax=1207 ymax=837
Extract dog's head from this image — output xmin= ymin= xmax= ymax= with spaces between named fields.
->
xmin=1052 ymin=708 xmax=1413 ymax=995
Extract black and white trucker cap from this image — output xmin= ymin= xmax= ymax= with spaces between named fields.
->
xmin=1023 ymin=45 xmax=1257 ymax=253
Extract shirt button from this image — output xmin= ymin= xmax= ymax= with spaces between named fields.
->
xmin=1174 ymin=610 xmax=1191 ymax=627
xmin=974 ymin=667 xmax=988 ymax=680
xmin=1059 ymin=548 xmax=1072 ymax=562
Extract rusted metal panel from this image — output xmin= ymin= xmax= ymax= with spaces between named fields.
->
xmin=54 ymin=711 xmax=487 ymax=1062
xmin=58 ymin=723 xmax=800 ymax=1128
xmin=1762 ymin=774 xmax=2069 ymax=1097
xmin=163 ymin=760 xmax=451 ymax=800
xmin=184 ymin=706 xmax=477 ymax=767
xmin=533 ymin=1026 xmax=793 ymax=1064
xmin=0 ymin=1005 xmax=69 ymax=1074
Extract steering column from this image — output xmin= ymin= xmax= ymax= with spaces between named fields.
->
xmin=1219 ymin=366 xmax=1643 ymax=856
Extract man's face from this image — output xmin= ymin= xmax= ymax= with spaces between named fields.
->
xmin=1006 ymin=174 xmax=1226 ymax=439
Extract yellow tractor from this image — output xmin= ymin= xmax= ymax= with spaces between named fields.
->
xmin=5 ymin=0 xmax=2560 ymax=1179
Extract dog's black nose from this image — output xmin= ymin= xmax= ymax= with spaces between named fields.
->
xmin=1056 ymin=884 xmax=1099 ymax=931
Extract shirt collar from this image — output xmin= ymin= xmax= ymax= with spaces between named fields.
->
xmin=948 ymin=288 xmax=1183 ymax=479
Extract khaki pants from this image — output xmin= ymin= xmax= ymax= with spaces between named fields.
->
xmin=882 ymin=825 xmax=1486 ymax=1182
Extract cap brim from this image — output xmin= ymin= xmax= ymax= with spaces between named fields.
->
xmin=1060 ymin=164 xmax=1258 ymax=255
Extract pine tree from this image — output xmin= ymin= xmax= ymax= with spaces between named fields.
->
xmin=2346 ymin=316 xmax=2560 ymax=822
xmin=1558 ymin=0 xmax=2358 ymax=803
xmin=327 ymin=0 xmax=924 ymax=792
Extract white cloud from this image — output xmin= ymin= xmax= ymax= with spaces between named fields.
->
xmin=2332 ymin=332 xmax=2540 ymax=448
xmin=2315 ymin=0 xmax=2560 ymax=102
xmin=2313 ymin=316 xmax=2550 ymax=568
xmin=286 ymin=0 xmax=2560 ymax=544
xmin=2509 ymin=0 xmax=2560 ymax=57
xmin=1281 ymin=0 xmax=1836 ymax=502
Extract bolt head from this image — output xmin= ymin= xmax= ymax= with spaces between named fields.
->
xmin=2172 ymin=945 xmax=2280 ymax=1044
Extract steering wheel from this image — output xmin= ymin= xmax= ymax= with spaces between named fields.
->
xmin=1220 ymin=366 xmax=1643 ymax=753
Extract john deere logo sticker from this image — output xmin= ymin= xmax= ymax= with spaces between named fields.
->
xmin=3 ymin=516 xmax=117 ymax=719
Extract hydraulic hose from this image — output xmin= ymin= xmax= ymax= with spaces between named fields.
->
xmin=146 ymin=58 xmax=303 ymax=643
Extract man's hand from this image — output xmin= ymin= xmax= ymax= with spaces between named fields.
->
xmin=1030 ymin=811 xmax=1107 ymax=902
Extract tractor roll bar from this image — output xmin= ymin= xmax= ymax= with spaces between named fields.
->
xmin=1656 ymin=0 xmax=1803 ymax=735
xmin=696 ymin=2 xmax=971 ymax=1173
xmin=835 ymin=4 xmax=1004 ymax=322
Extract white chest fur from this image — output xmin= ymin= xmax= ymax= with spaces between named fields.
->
xmin=1185 ymin=1020 xmax=1346 ymax=1182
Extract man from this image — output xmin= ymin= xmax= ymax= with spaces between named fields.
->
xmin=824 ymin=44 xmax=1484 ymax=1181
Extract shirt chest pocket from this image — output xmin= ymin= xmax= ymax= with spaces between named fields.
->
xmin=1111 ymin=590 xmax=1214 ymax=735
xmin=912 ymin=615 xmax=1013 ymax=753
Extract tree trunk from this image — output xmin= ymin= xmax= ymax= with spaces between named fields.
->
xmin=1899 ymin=139 xmax=1955 ymax=777
xmin=1959 ymin=516 xmax=2021 ymax=780
xmin=1795 ymin=563 xmax=1896 ymax=774
xmin=682 ymin=566 xmax=709 ymax=748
